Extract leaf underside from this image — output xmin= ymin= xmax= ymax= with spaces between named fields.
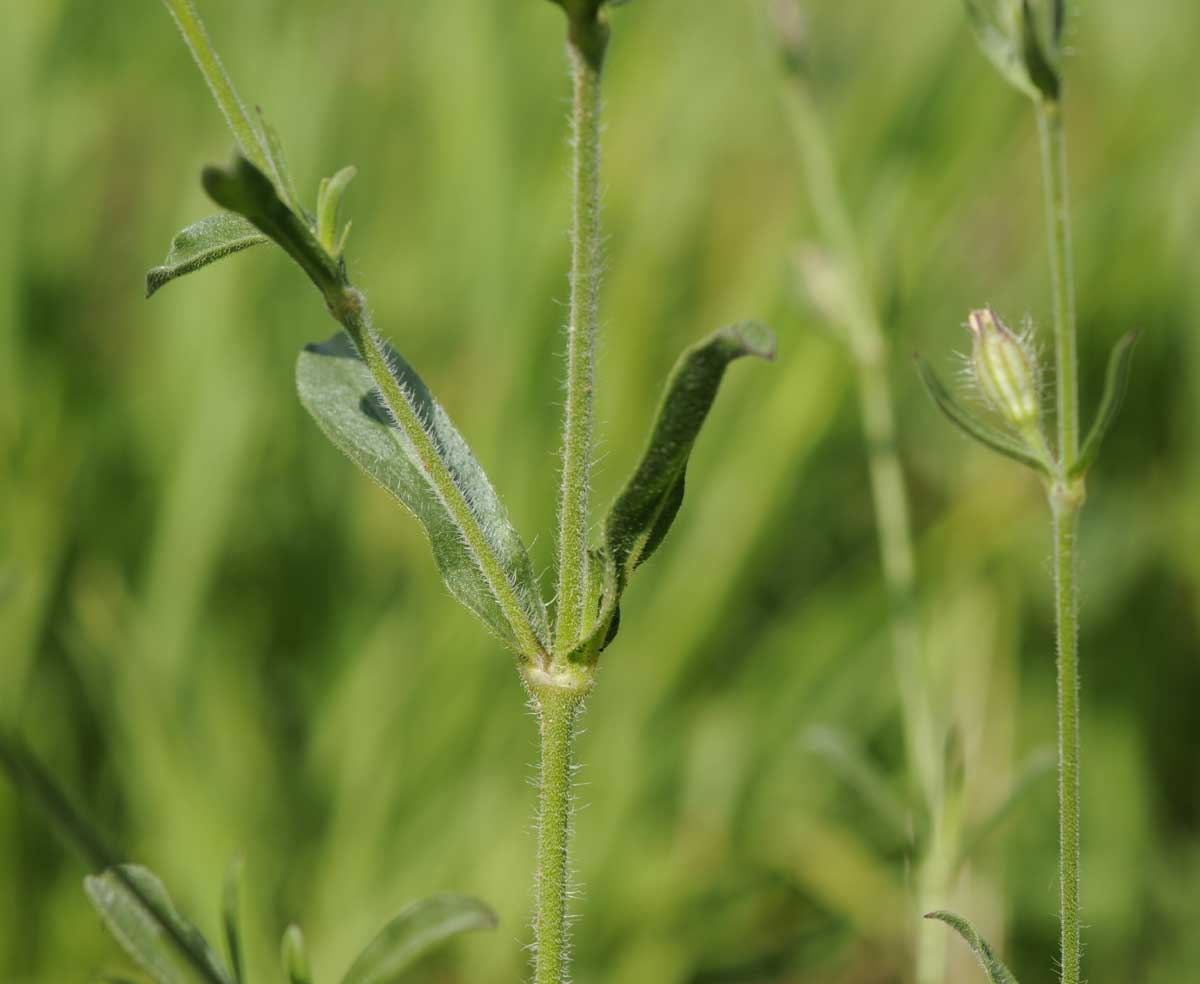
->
xmin=84 ymin=866 xmax=232 ymax=984
xmin=340 ymin=894 xmax=497 ymax=984
xmin=145 ymin=213 xmax=267 ymax=298
xmin=296 ymin=332 xmax=549 ymax=651
xmin=925 ymin=910 xmax=1021 ymax=984
xmin=576 ymin=321 xmax=776 ymax=659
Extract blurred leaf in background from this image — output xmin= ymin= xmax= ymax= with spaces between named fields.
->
xmin=1 ymin=1 xmax=1198 ymax=982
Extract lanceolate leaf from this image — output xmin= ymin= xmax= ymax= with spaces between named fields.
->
xmin=1069 ymin=330 xmax=1139 ymax=479
xmin=340 ymin=894 xmax=497 ymax=984
xmin=281 ymin=926 xmax=314 ymax=984
xmin=914 ymin=354 xmax=1051 ymax=476
xmin=84 ymin=866 xmax=232 ymax=984
xmin=145 ymin=213 xmax=267 ymax=298
xmin=296 ymin=332 xmax=550 ymax=653
xmin=254 ymin=106 xmax=307 ymax=220
xmin=574 ymin=322 xmax=775 ymax=660
xmin=925 ymin=910 xmax=1021 ymax=984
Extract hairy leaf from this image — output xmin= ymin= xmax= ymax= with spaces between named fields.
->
xmin=317 ymin=166 xmax=358 ymax=257
xmin=296 ymin=332 xmax=549 ymax=652
xmin=340 ymin=894 xmax=497 ymax=984
xmin=925 ymin=910 xmax=1020 ymax=984
xmin=254 ymin=107 xmax=306 ymax=219
xmin=202 ymin=155 xmax=343 ymax=299
xmin=914 ymin=354 xmax=1051 ymax=476
xmin=85 ymin=866 xmax=232 ymax=984
xmin=1069 ymin=331 xmax=1139 ymax=479
xmin=145 ymin=213 xmax=267 ymax=298
xmin=575 ymin=322 xmax=775 ymax=660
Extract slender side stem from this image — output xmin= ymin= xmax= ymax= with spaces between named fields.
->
xmin=554 ymin=39 xmax=605 ymax=654
xmin=1037 ymin=99 xmax=1079 ymax=468
xmin=532 ymin=687 xmax=583 ymax=984
xmin=160 ymin=0 xmax=270 ymax=174
xmin=784 ymin=72 xmax=948 ymax=984
xmin=335 ymin=298 xmax=549 ymax=663
xmin=1051 ymin=498 xmax=1082 ymax=984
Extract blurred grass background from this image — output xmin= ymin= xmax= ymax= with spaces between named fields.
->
xmin=2 ymin=1 xmax=1198 ymax=982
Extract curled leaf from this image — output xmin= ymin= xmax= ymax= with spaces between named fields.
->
xmin=145 ymin=213 xmax=267 ymax=298
xmin=1069 ymin=331 xmax=1139 ymax=479
xmin=296 ymin=332 xmax=549 ymax=655
xmin=574 ymin=322 xmax=775 ymax=660
xmin=914 ymin=354 xmax=1052 ymax=476
xmin=317 ymin=166 xmax=358 ymax=257
xmin=924 ymin=910 xmax=1020 ymax=984
xmin=202 ymin=155 xmax=343 ymax=299
xmin=340 ymin=894 xmax=497 ymax=984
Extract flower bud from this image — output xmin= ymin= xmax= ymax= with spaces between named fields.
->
xmin=967 ymin=307 xmax=1041 ymax=429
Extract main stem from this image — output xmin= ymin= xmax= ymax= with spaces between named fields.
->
xmin=533 ymin=687 xmax=583 ymax=984
xmin=1038 ymin=96 xmax=1083 ymax=984
xmin=554 ymin=37 xmax=605 ymax=653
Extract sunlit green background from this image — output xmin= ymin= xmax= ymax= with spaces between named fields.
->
xmin=3 ymin=1 xmax=1199 ymax=982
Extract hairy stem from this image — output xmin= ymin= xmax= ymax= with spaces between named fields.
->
xmin=159 ymin=0 xmax=270 ymax=175
xmin=1038 ymin=91 xmax=1084 ymax=984
xmin=1037 ymin=99 xmax=1079 ymax=468
xmin=532 ymin=686 xmax=584 ymax=984
xmin=1051 ymin=496 xmax=1082 ymax=984
xmin=554 ymin=36 xmax=605 ymax=655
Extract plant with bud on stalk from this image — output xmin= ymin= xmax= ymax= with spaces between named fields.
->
xmin=915 ymin=3 xmax=1139 ymax=983
xmin=0 ymin=2 xmax=775 ymax=984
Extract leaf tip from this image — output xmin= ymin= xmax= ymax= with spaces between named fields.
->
xmin=728 ymin=320 xmax=777 ymax=361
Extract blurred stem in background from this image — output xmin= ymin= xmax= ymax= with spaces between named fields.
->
xmin=769 ymin=3 xmax=957 ymax=982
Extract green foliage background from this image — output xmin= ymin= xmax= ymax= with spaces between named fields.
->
xmin=2 ymin=1 xmax=1198 ymax=981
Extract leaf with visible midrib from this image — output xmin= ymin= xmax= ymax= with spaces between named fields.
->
xmin=296 ymin=331 xmax=549 ymax=653
xmin=575 ymin=321 xmax=775 ymax=659
xmin=925 ymin=910 xmax=1021 ymax=984
xmin=340 ymin=894 xmax=497 ymax=984
xmin=146 ymin=213 xmax=267 ymax=298
xmin=84 ymin=865 xmax=232 ymax=984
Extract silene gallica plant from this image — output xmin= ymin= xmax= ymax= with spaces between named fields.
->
xmin=3 ymin=1 xmax=772 ymax=983
xmin=914 ymin=2 xmax=1138 ymax=983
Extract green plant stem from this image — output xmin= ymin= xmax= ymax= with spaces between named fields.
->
xmin=1038 ymin=92 xmax=1084 ymax=984
xmin=159 ymin=0 xmax=270 ymax=175
xmin=333 ymin=296 xmax=549 ymax=663
xmin=531 ymin=686 xmax=584 ymax=984
xmin=1051 ymin=495 xmax=1082 ymax=984
xmin=1037 ymin=99 xmax=1079 ymax=466
xmin=784 ymin=73 xmax=947 ymax=984
xmin=554 ymin=38 xmax=605 ymax=655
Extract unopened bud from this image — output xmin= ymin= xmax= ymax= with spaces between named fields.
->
xmin=967 ymin=307 xmax=1041 ymax=429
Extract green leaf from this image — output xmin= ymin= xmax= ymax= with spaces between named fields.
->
xmin=575 ymin=322 xmax=775 ymax=660
xmin=281 ymin=925 xmax=314 ymax=984
xmin=145 ymin=213 xmax=268 ymax=298
xmin=1019 ymin=0 xmax=1060 ymax=100
xmin=340 ymin=894 xmax=497 ymax=984
xmin=84 ymin=866 xmax=232 ymax=984
xmin=1069 ymin=331 xmax=1139 ymax=479
xmin=254 ymin=107 xmax=306 ymax=220
xmin=202 ymin=155 xmax=343 ymax=299
xmin=296 ymin=332 xmax=550 ymax=652
xmin=963 ymin=0 xmax=1038 ymax=98
xmin=317 ymin=166 xmax=358 ymax=257
xmin=914 ymin=354 xmax=1052 ymax=476
xmin=221 ymin=857 xmax=244 ymax=984
xmin=924 ymin=910 xmax=1021 ymax=984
